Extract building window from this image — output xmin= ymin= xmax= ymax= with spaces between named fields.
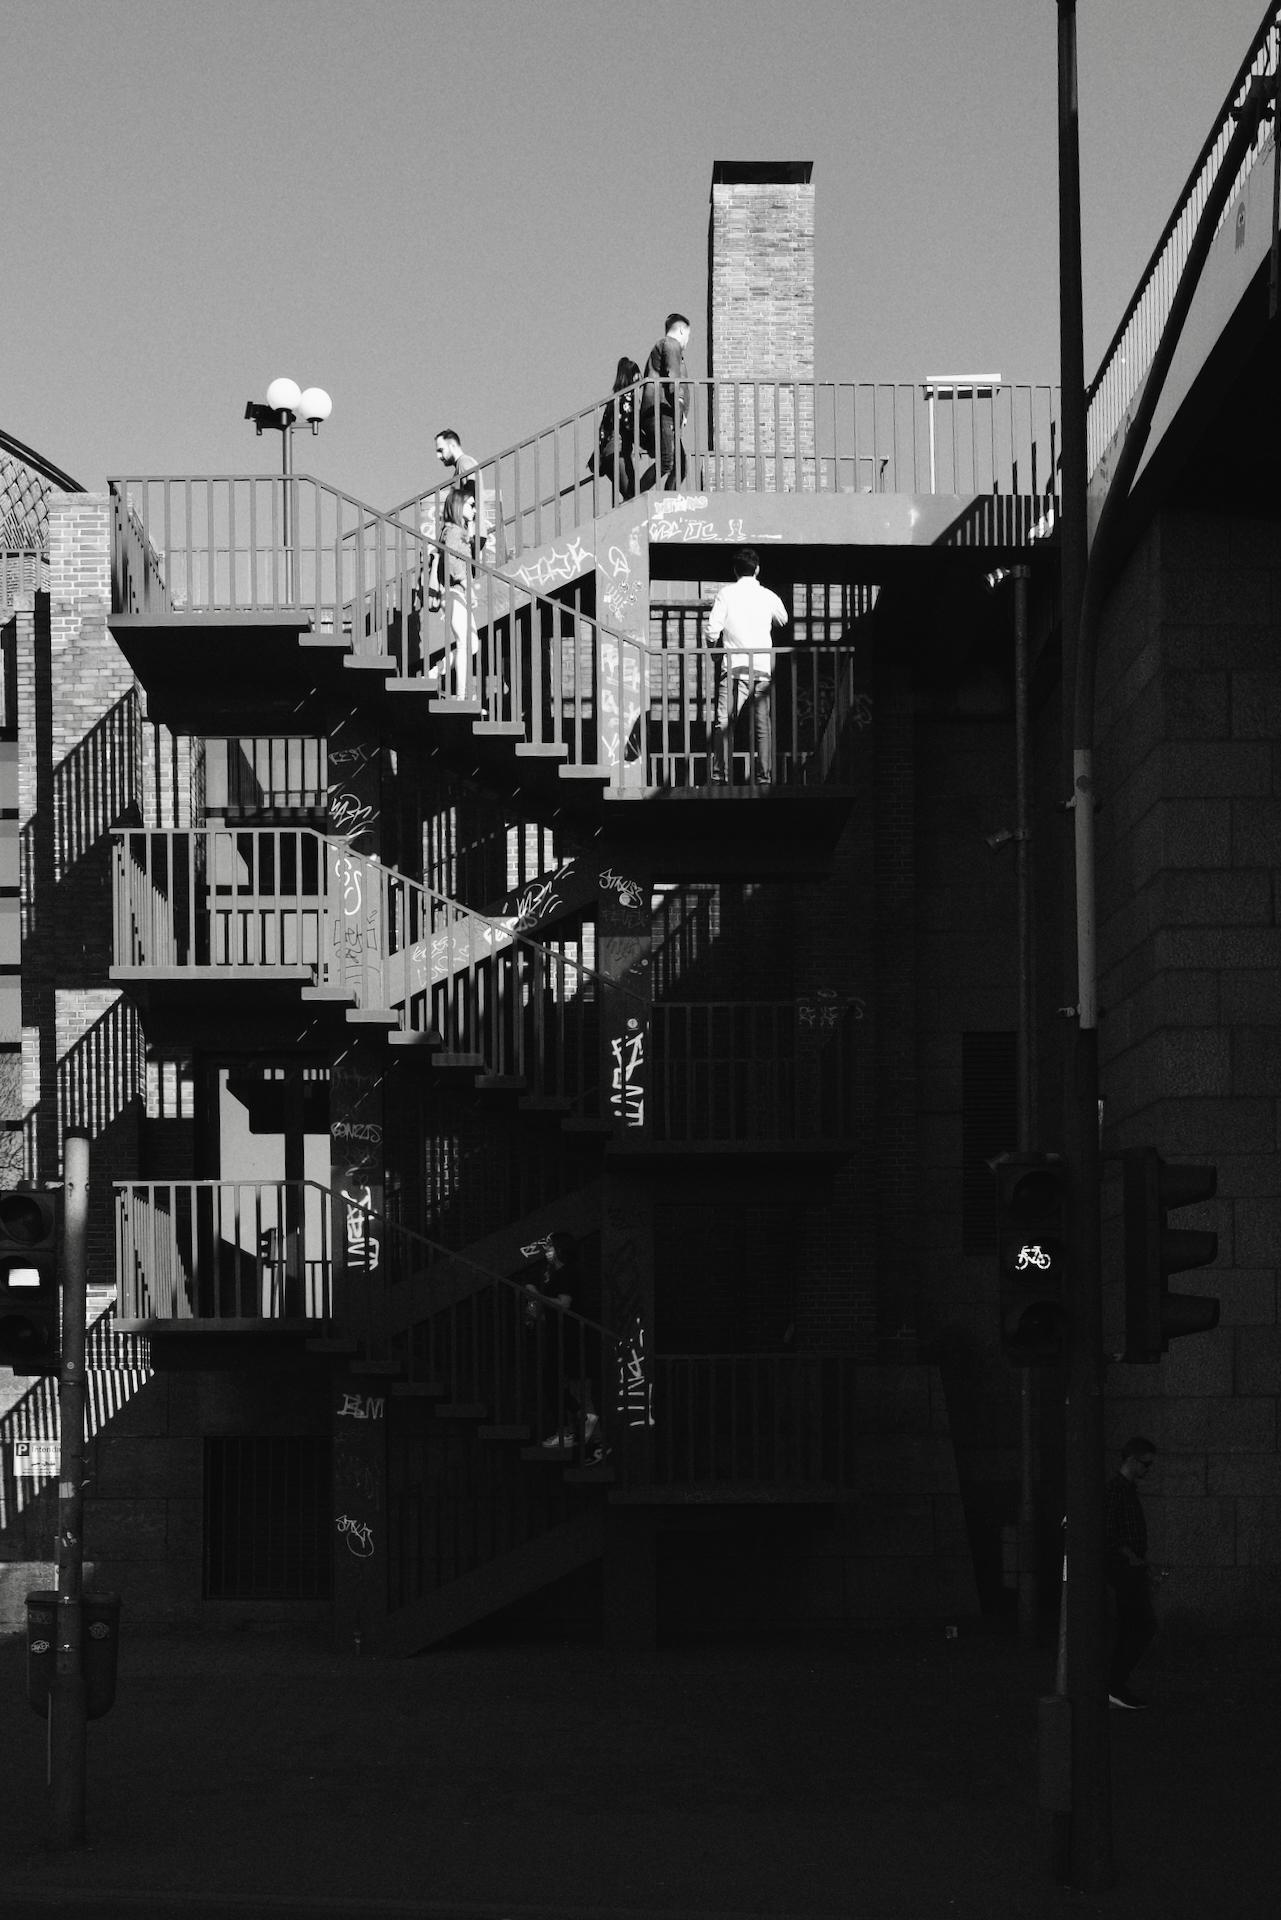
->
xmin=204 ymin=1435 xmax=332 ymax=1600
xmin=961 ymin=1032 xmax=1017 ymax=1253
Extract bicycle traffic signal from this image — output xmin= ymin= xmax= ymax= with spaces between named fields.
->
xmin=992 ymin=1151 xmax=1069 ymax=1365
xmin=0 ymin=1189 xmax=61 ymax=1374
xmin=1122 ymin=1147 xmax=1220 ymax=1362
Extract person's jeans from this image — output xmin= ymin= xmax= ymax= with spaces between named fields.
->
xmin=657 ymin=413 xmax=686 ymax=489
xmin=1108 ymin=1567 xmax=1157 ymax=1691
xmin=712 ymin=667 xmax=773 ymax=781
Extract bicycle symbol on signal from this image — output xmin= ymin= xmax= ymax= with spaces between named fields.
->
xmin=1015 ymin=1244 xmax=1052 ymax=1271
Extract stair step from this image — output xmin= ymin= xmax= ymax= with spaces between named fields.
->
xmin=514 ymin=742 xmax=569 ymax=761
xmin=434 ymin=1052 xmax=487 ymax=1071
xmin=431 ymin=696 xmax=485 ymax=715
xmin=473 ymin=720 xmax=525 ymax=738
xmin=478 ymin=1424 xmax=532 ymax=1442
xmin=349 ymin=1358 xmax=405 ymax=1378
xmin=345 ymin=1009 xmax=401 ymax=1026
xmin=437 ymin=1402 xmax=487 ymax=1419
xmin=387 ymin=1028 xmax=443 ymax=1049
xmin=385 ymin=677 xmax=436 ymax=694
xmin=300 ymin=986 xmax=356 ymax=1004
xmin=343 ymin=655 xmax=396 ymax=674
xmin=391 ymin=1379 xmax=446 ymax=1398
xmin=557 ymin=765 xmax=610 ymax=783
xmin=298 ymin=635 xmax=350 ymax=651
xmin=475 ymin=1073 xmax=527 ymax=1092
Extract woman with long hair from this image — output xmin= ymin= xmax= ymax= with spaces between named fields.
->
xmin=593 ymin=356 xmax=640 ymax=503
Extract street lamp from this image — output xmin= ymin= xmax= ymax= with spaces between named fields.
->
xmin=243 ymin=378 xmax=331 ymax=600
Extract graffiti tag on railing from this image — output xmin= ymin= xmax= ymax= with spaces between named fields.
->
xmin=330 ymin=1119 xmax=383 ymax=1146
xmin=329 ymin=790 xmax=376 ymax=838
xmin=513 ymin=873 xmax=565 ymax=932
xmin=609 ymin=1021 xmax=645 ymax=1128
xmin=617 ymin=1313 xmax=654 ymax=1430
xmin=341 ymin=1184 xmax=381 ymax=1274
xmin=335 ymin=1513 xmax=375 ymax=1557
xmin=650 ymin=495 xmax=708 ymax=517
xmin=515 ymin=536 xmax=591 ymax=591
xmin=599 ymin=867 xmax=644 ymax=911
xmin=337 ymin=1391 xmax=385 ymax=1421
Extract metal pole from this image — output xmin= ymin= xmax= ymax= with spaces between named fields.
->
xmin=1012 ymin=565 xmax=1040 ymax=1642
xmin=1057 ymin=0 xmax=1113 ymax=1893
xmin=280 ymin=413 xmax=296 ymax=604
xmin=50 ymin=1131 xmax=89 ymax=1849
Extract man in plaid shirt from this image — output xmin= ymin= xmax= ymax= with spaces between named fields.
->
xmin=1105 ymin=1436 xmax=1159 ymax=1709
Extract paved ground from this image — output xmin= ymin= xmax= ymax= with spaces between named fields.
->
xmin=0 ymin=1619 xmax=1276 ymax=1920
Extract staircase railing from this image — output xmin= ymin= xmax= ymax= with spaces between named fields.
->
xmin=111 ymin=826 xmax=641 ymax=1111
xmin=389 ymin=378 xmax=1062 ymax=564
xmin=618 ymin=1352 xmax=859 ymax=1493
xmin=107 ymin=473 xmax=650 ymax=777
xmin=115 ymin=1179 xmax=335 ymax=1325
xmin=629 ymin=642 xmax=860 ymax=791
xmin=1086 ymin=3 xmax=1281 ymax=473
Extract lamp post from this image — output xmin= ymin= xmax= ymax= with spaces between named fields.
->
xmin=244 ymin=378 xmax=332 ymax=602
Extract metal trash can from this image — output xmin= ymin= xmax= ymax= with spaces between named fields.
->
xmin=26 ymin=1590 xmax=122 ymax=1720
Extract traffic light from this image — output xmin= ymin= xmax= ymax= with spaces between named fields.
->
xmin=1122 ymin=1147 xmax=1219 ymax=1363
xmin=0 ymin=1189 xmax=61 ymax=1374
xmin=992 ymin=1151 xmax=1070 ymax=1365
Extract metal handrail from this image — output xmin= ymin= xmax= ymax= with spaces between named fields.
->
xmin=110 ymin=825 xmax=640 ymax=1113
xmin=1086 ymin=2 xmax=1281 ymax=472
xmin=625 ymin=1351 xmax=859 ymax=1492
xmin=389 ymin=378 xmax=1063 ymax=565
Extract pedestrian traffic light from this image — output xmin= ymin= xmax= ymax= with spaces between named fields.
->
xmin=1122 ymin=1147 xmax=1219 ymax=1362
xmin=992 ymin=1151 xmax=1070 ymax=1365
xmin=0 ymin=1189 xmax=61 ymax=1374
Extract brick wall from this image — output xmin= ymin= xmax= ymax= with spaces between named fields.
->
xmin=708 ymin=162 xmax=816 ymax=490
xmin=1096 ymin=507 xmax=1281 ymax=1632
xmin=20 ymin=496 xmax=144 ymax=1248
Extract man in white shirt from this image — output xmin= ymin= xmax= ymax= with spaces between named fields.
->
xmin=708 ymin=548 xmax=789 ymax=784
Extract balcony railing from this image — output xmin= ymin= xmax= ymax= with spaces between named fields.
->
xmin=111 ymin=826 xmax=633 ymax=1112
xmin=389 ymin=378 xmax=1062 ymax=563
xmin=618 ymin=1353 xmax=859 ymax=1494
xmin=116 ymin=1180 xmax=334 ymax=1325
xmin=1086 ymin=4 xmax=1281 ymax=473
xmin=651 ymin=1000 xmax=857 ymax=1143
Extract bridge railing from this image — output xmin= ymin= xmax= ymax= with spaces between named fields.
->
xmin=390 ymin=379 xmax=1062 ymax=564
xmin=1087 ymin=3 xmax=1281 ymax=473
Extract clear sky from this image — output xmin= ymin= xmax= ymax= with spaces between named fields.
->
xmin=3 ymin=0 xmax=1271 ymax=507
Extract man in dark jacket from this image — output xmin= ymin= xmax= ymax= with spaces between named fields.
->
xmin=640 ymin=312 xmax=692 ymax=489
xmin=1104 ymin=1435 xmax=1160 ymax=1709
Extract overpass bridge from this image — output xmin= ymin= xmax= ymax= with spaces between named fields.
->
xmin=1087 ymin=3 xmax=1280 ymax=537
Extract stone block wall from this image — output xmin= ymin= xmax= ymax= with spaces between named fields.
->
xmin=1096 ymin=507 xmax=1281 ymax=1631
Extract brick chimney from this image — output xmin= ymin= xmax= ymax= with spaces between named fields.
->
xmin=707 ymin=162 xmax=815 ymax=488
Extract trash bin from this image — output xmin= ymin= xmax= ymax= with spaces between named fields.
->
xmin=26 ymin=1590 xmax=121 ymax=1720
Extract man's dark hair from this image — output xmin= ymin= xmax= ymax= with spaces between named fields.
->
xmin=665 ymin=312 xmax=690 ymax=332
xmin=547 ymin=1229 xmax=577 ymax=1262
xmin=435 ymin=426 xmax=462 ymax=446
xmin=1121 ymin=1436 xmax=1157 ymax=1461
xmin=732 ymin=547 xmax=760 ymax=578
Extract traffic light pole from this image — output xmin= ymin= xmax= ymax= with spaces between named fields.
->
xmin=50 ymin=1131 xmax=89 ymax=1849
xmin=1012 ymin=565 xmax=1040 ymax=1643
xmin=1056 ymin=2 xmax=1113 ymax=1892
